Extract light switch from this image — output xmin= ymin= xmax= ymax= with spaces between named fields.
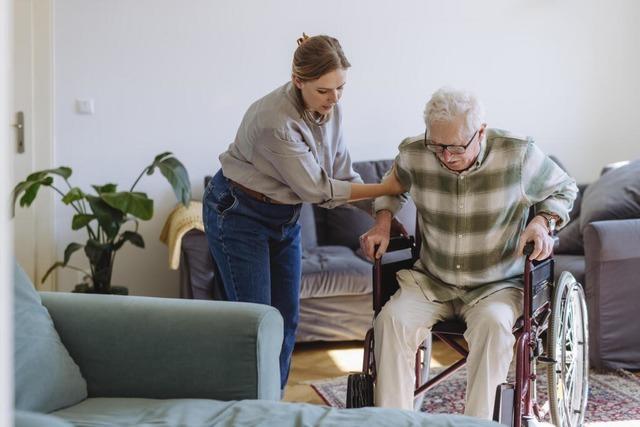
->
xmin=76 ymin=99 xmax=95 ymax=115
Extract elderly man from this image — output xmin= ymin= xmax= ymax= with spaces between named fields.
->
xmin=360 ymin=87 xmax=578 ymax=419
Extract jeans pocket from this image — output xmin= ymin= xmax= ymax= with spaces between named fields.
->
xmin=216 ymin=190 xmax=237 ymax=215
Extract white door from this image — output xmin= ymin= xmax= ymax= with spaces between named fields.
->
xmin=12 ymin=0 xmax=55 ymax=290
xmin=12 ymin=0 xmax=37 ymax=283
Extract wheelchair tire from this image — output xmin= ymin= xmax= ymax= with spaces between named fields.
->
xmin=547 ymin=272 xmax=589 ymax=427
xmin=346 ymin=373 xmax=374 ymax=408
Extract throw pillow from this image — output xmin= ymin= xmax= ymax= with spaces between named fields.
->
xmin=319 ymin=203 xmax=375 ymax=250
xmin=580 ymin=159 xmax=640 ymax=232
xmin=13 ymin=263 xmax=87 ymax=413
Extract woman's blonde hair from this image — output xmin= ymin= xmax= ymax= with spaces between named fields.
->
xmin=292 ymin=33 xmax=351 ymax=82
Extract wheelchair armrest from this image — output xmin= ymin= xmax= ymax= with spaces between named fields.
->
xmin=386 ymin=235 xmax=416 ymax=252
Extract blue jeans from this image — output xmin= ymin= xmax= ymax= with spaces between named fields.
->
xmin=203 ymin=170 xmax=302 ymax=390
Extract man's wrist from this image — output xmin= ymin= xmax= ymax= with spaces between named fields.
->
xmin=536 ymin=212 xmax=557 ymax=234
xmin=375 ymin=209 xmax=393 ymax=230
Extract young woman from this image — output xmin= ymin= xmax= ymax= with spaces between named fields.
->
xmin=203 ymin=34 xmax=402 ymax=392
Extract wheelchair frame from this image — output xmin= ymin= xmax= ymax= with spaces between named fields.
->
xmin=347 ymin=235 xmax=589 ymax=427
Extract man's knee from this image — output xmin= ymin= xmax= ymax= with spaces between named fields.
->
xmin=466 ymin=310 xmax=516 ymax=345
xmin=373 ymin=299 xmax=422 ymax=341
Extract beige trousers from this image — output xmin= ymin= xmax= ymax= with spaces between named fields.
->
xmin=373 ymin=280 xmax=522 ymax=420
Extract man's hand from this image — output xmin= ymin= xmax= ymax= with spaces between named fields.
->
xmin=517 ymin=216 xmax=554 ymax=261
xmin=360 ymin=210 xmax=392 ymax=261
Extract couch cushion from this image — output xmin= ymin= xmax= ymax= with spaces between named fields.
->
xmin=316 ymin=159 xmax=418 ymax=249
xmin=318 ymin=204 xmax=376 ymax=250
xmin=555 ymin=183 xmax=589 ymax=255
xmin=301 ymin=246 xmax=372 ymax=299
xmin=554 ymin=254 xmax=586 ymax=285
xmin=52 ymin=397 xmax=497 ymax=427
xmin=14 ymin=410 xmax=73 ymax=427
xmin=556 ymin=220 xmax=584 ymax=255
xmin=13 ymin=263 xmax=87 ymax=413
xmin=318 ymin=159 xmax=394 ymax=249
xmin=580 ymin=160 xmax=640 ymax=234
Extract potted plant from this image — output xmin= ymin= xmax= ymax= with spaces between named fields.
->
xmin=12 ymin=152 xmax=191 ymax=294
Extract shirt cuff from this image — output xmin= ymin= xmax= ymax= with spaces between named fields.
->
xmin=374 ymin=195 xmax=402 ymax=215
xmin=317 ymin=178 xmax=352 ymax=209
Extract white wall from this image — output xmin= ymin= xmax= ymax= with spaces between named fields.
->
xmin=1 ymin=0 xmax=14 ymax=421
xmin=53 ymin=0 xmax=640 ymax=297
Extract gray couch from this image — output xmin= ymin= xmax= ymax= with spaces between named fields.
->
xmin=553 ymin=159 xmax=640 ymax=370
xmin=181 ymin=159 xmax=640 ymax=370
xmin=181 ymin=160 xmax=416 ymax=342
xmin=13 ymin=262 xmax=498 ymax=427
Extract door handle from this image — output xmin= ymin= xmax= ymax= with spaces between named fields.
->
xmin=12 ymin=111 xmax=25 ymax=153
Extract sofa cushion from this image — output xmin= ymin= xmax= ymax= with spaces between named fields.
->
xmin=554 ymin=254 xmax=586 ymax=285
xmin=580 ymin=160 xmax=640 ymax=234
xmin=52 ymin=397 xmax=497 ymax=427
xmin=318 ymin=204 xmax=375 ymax=250
xmin=14 ymin=410 xmax=73 ymax=427
xmin=13 ymin=263 xmax=87 ymax=413
xmin=301 ymin=246 xmax=372 ymax=299
xmin=556 ymin=220 xmax=584 ymax=255
xmin=316 ymin=159 xmax=416 ymax=249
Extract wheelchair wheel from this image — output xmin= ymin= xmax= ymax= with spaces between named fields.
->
xmin=547 ymin=272 xmax=589 ymax=427
xmin=346 ymin=373 xmax=374 ymax=408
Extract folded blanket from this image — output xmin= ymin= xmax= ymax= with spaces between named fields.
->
xmin=160 ymin=201 xmax=204 ymax=269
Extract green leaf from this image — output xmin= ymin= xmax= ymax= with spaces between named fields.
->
xmin=11 ymin=180 xmax=36 ymax=216
xmin=41 ymin=262 xmax=65 ymax=284
xmin=72 ymin=213 xmax=95 ymax=230
xmin=63 ymin=242 xmax=84 ymax=264
xmin=16 ymin=177 xmax=52 ymax=209
xmin=92 ymin=183 xmax=117 ymax=194
xmin=145 ymin=152 xmax=173 ymax=175
xmin=101 ymin=191 xmax=153 ymax=220
xmin=62 ymin=187 xmax=85 ymax=205
xmin=12 ymin=167 xmax=63 ymax=216
xmin=115 ymin=230 xmax=145 ymax=250
xmin=41 ymin=242 xmax=83 ymax=283
xmin=20 ymin=182 xmax=42 ymax=207
xmin=141 ymin=152 xmax=191 ymax=206
xmin=157 ymin=157 xmax=191 ymax=206
xmin=86 ymin=195 xmax=125 ymax=240
xmin=27 ymin=167 xmax=72 ymax=180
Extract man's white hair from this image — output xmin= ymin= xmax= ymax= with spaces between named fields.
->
xmin=423 ymin=87 xmax=485 ymax=135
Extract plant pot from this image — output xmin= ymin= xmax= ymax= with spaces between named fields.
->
xmin=72 ymin=283 xmax=129 ymax=295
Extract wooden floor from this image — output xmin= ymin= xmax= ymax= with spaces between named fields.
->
xmin=283 ymin=339 xmax=462 ymax=404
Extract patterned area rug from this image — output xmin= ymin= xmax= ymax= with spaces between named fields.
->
xmin=310 ymin=368 xmax=640 ymax=424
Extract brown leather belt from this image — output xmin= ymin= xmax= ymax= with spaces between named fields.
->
xmin=228 ymin=179 xmax=286 ymax=205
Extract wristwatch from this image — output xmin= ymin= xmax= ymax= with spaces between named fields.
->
xmin=537 ymin=212 xmax=557 ymax=234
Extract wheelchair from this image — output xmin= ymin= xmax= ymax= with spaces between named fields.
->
xmin=346 ymin=228 xmax=589 ymax=427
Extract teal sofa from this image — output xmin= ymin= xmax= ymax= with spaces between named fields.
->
xmin=13 ymin=263 xmax=499 ymax=427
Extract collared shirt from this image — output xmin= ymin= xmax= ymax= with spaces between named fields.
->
xmin=219 ymin=82 xmax=362 ymax=208
xmin=374 ymin=128 xmax=578 ymax=305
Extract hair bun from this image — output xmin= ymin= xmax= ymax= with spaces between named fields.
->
xmin=296 ymin=32 xmax=310 ymax=46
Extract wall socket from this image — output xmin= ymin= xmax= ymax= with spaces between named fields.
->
xmin=75 ymin=99 xmax=95 ymax=115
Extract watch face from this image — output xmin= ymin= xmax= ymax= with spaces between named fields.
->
xmin=548 ymin=218 xmax=557 ymax=232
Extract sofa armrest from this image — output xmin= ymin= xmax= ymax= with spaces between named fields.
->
xmin=40 ymin=293 xmax=282 ymax=401
xmin=584 ymin=218 xmax=640 ymax=369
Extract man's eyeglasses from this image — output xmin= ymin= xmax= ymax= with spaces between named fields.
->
xmin=424 ymin=129 xmax=479 ymax=155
